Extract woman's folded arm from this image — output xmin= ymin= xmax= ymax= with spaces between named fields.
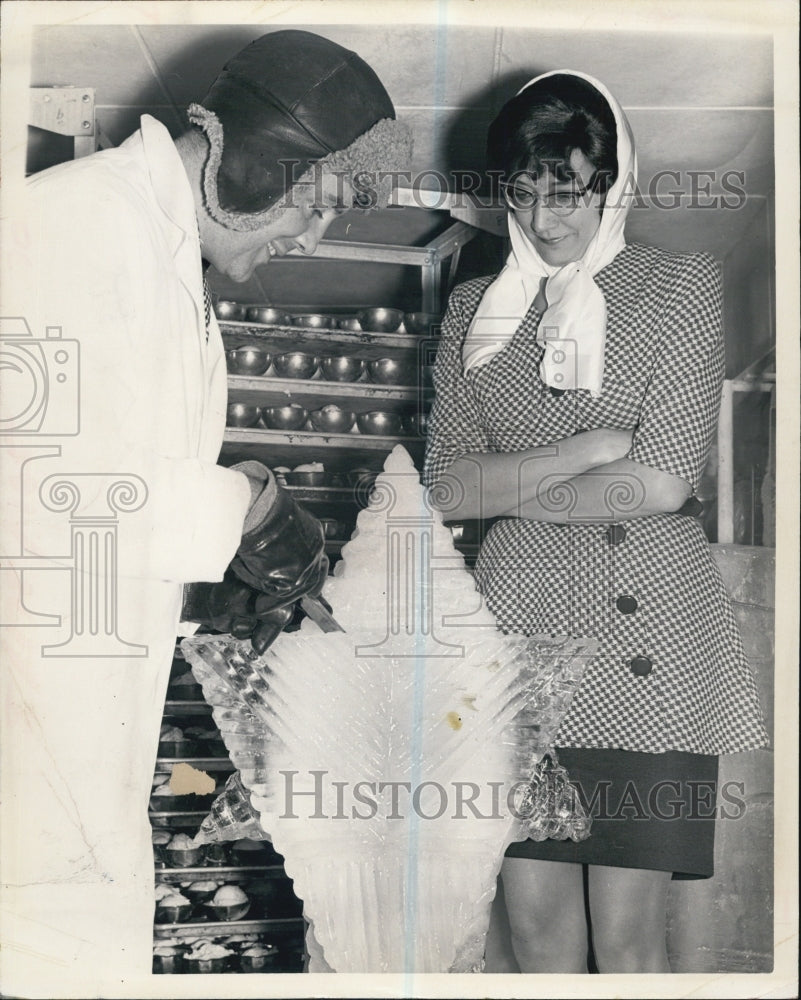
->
xmin=428 ymin=428 xmax=633 ymax=521
xmin=514 ymin=456 xmax=692 ymax=523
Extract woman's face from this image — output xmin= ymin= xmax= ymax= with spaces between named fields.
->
xmin=508 ymin=148 xmax=603 ymax=266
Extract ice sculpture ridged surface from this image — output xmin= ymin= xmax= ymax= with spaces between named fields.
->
xmin=182 ymin=446 xmax=596 ymax=973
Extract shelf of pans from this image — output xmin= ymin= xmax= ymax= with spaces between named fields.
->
xmin=153 ymin=918 xmax=303 ymax=941
xmin=226 ymin=373 xmax=431 ymax=413
xmin=153 ymin=657 xmax=305 ymax=972
xmin=220 ymin=319 xmax=432 ymax=470
xmin=219 ymin=319 xmax=433 ymax=359
xmin=221 ymin=429 xmax=425 ymax=472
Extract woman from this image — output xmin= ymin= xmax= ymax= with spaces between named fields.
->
xmin=423 ymin=71 xmax=767 ymax=973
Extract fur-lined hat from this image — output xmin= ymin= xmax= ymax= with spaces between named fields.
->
xmin=188 ymin=30 xmax=412 ymax=231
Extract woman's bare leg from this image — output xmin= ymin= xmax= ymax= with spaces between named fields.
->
xmin=500 ymin=858 xmax=589 ymax=972
xmin=587 ymin=865 xmax=672 ymax=973
xmin=483 ymin=875 xmax=521 ymax=972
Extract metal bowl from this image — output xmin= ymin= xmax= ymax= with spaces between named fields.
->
xmin=213 ymin=900 xmax=251 ymax=922
xmin=308 ymin=405 xmax=356 ymax=433
xmin=164 ymin=845 xmax=205 ymax=868
xmin=337 ymin=317 xmax=363 ymax=332
xmin=356 ymin=410 xmax=403 ymax=436
xmin=152 ymin=952 xmax=184 ymax=974
xmin=239 ymin=947 xmax=279 ymax=973
xmin=366 ymin=357 xmax=415 ymax=385
xmin=157 ymin=737 xmax=197 ymax=759
xmin=319 ymin=355 xmax=365 ymax=382
xmin=347 ymin=467 xmax=378 ymax=489
xmin=291 ymin=313 xmax=337 ymax=329
xmin=356 ymin=307 xmax=404 ymax=333
xmin=214 ymin=300 xmax=248 ymax=321
xmin=284 ymin=470 xmax=327 ymax=487
xmin=149 ymin=788 xmax=182 ymax=812
xmin=231 ymin=839 xmax=277 ymax=865
xmin=402 ymin=411 xmax=430 ymax=436
xmin=155 ymin=901 xmax=193 ymax=924
xmin=183 ymin=956 xmax=230 ymax=974
xmin=226 ymin=402 xmax=261 ymax=428
xmin=151 ymin=831 xmax=172 ymax=866
xmin=260 ymin=404 xmax=308 ymax=431
xmin=184 ymin=881 xmax=221 ymax=904
xmin=203 ymin=843 xmax=230 ymax=866
xmin=403 ymin=311 xmax=441 ymax=336
xmin=225 ymin=347 xmax=271 ymax=376
xmin=273 ymin=352 xmax=319 ymax=379
xmin=246 ymin=305 xmax=289 ymax=325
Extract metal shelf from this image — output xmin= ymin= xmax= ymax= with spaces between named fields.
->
xmin=155 ymin=756 xmax=235 ymax=772
xmin=163 ymin=699 xmax=212 ymax=716
xmin=226 ymin=374 xmax=431 ymax=413
xmin=221 ymin=321 xmax=428 ymax=358
xmin=154 ymin=917 xmax=303 ymax=940
xmin=282 ymin=485 xmax=363 ymax=504
xmin=242 ymin=217 xmax=477 ymax=314
xmin=156 ymin=862 xmax=286 ymax=883
xmin=156 ymin=865 xmax=285 ymax=882
xmin=150 ymin=810 xmax=215 ymax=825
xmin=221 ymin=427 xmax=424 ymax=471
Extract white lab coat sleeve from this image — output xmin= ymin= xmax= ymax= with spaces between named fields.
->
xmin=9 ymin=168 xmax=251 ymax=584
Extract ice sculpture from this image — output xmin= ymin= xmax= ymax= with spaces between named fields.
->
xmin=182 ymin=446 xmax=595 ymax=973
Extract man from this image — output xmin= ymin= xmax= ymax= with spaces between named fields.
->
xmin=0 ymin=30 xmax=410 ymax=991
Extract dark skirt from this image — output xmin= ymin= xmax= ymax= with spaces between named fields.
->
xmin=506 ymin=747 xmax=719 ymax=879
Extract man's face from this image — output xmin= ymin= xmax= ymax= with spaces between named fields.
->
xmin=207 ymin=174 xmax=352 ymax=283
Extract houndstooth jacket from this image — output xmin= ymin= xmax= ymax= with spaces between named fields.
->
xmin=424 ymin=243 xmax=768 ymax=755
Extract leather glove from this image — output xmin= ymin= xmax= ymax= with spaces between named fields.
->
xmin=182 ymin=570 xmax=295 ymax=654
xmin=181 ymin=461 xmax=328 ymax=654
xmin=228 ymin=461 xmax=328 ymax=612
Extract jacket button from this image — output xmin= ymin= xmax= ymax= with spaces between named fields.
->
xmin=629 ymin=655 xmax=653 ymax=676
xmin=616 ymin=595 xmax=638 ymax=614
xmin=606 ymin=524 xmax=627 ymax=545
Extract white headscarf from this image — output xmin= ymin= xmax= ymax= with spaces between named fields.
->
xmin=462 ymin=70 xmax=638 ymax=397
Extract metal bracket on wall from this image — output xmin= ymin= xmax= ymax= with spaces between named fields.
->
xmin=29 ymin=86 xmax=97 ymax=159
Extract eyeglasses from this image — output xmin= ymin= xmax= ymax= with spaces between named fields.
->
xmin=500 ymin=177 xmax=595 ymax=217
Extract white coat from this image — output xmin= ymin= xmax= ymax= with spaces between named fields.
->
xmin=0 ymin=116 xmax=250 ymax=993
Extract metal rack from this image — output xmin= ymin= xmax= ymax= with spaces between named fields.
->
xmin=716 ymin=349 xmax=776 ymax=544
xmin=151 ymin=656 xmax=306 ymax=973
xmin=265 ymin=220 xmax=476 ymax=314
xmin=221 ymin=322 xmax=430 ymax=471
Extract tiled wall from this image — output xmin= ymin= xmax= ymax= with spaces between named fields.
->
xmin=28 ymin=23 xmax=773 ymax=251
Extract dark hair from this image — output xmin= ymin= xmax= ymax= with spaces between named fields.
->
xmin=487 ymin=74 xmax=618 ymax=194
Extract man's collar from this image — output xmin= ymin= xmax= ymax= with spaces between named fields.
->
xmin=136 ymin=114 xmax=199 ymax=252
